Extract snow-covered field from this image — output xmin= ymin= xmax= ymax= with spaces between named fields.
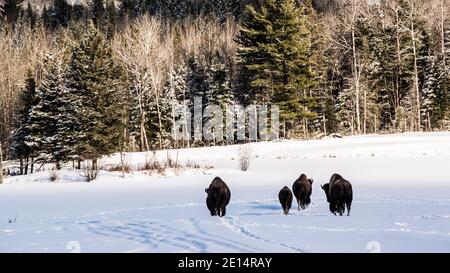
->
xmin=1 ymin=132 xmax=450 ymax=253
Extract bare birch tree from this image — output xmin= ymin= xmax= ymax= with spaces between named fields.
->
xmin=112 ymin=16 xmax=168 ymax=151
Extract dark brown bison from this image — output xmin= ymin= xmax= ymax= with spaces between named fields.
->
xmin=205 ymin=177 xmax=231 ymax=217
xmin=292 ymin=174 xmax=313 ymax=210
xmin=278 ymin=186 xmax=293 ymax=215
xmin=321 ymin=174 xmax=353 ymax=216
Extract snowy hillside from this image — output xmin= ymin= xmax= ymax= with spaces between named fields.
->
xmin=1 ymin=132 xmax=450 ymax=253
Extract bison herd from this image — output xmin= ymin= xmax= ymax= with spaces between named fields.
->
xmin=205 ymin=174 xmax=353 ymax=217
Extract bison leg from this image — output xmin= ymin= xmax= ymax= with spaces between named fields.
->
xmin=221 ymin=207 xmax=226 ymax=217
xmin=346 ymin=203 xmax=351 ymax=216
xmin=338 ymin=204 xmax=344 ymax=216
xmin=297 ymin=201 xmax=301 ymax=211
xmin=329 ymin=203 xmax=337 ymax=215
xmin=301 ymin=201 xmax=306 ymax=210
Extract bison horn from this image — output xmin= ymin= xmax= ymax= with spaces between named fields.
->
xmin=205 ymin=188 xmax=209 ymax=193
xmin=320 ymin=184 xmax=324 ymax=189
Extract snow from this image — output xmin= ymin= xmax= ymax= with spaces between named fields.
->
xmin=1 ymin=132 xmax=450 ymax=253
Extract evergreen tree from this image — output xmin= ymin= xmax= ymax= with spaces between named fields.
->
xmin=187 ymin=55 xmax=209 ymax=105
xmin=236 ymin=0 xmax=317 ymax=135
xmin=421 ymin=55 xmax=449 ymax=129
xmin=0 ymin=0 xmax=23 ymax=27
xmin=366 ymin=5 xmax=398 ymax=131
xmin=11 ymin=70 xmax=36 ymax=174
xmin=27 ymin=53 xmax=68 ymax=168
xmin=207 ymin=53 xmax=234 ymax=108
xmin=64 ymin=22 xmax=126 ymax=166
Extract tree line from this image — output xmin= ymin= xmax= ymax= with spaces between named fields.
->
xmin=0 ymin=0 xmax=449 ymax=174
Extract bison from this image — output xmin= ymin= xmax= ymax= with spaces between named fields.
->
xmin=205 ymin=177 xmax=231 ymax=217
xmin=278 ymin=186 xmax=293 ymax=215
xmin=292 ymin=174 xmax=313 ymax=210
xmin=321 ymin=174 xmax=353 ymax=216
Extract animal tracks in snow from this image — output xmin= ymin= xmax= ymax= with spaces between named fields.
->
xmin=2 ymin=194 xmax=450 ymax=252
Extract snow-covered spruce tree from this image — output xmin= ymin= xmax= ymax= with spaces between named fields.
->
xmin=64 ymin=22 xmax=127 ymax=169
xmin=421 ymin=55 xmax=439 ymax=130
xmin=207 ymin=53 xmax=234 ymax=108
xmin=236 ymin=0 xmax=318 ymax=137
xmin=186 ymin=55 xmax=209 ymax=146
xmin=164 ymin=62 xmax=190 ymax=148
xmin=365 ymin=5 xmax=397 ymax=132
xmin=27 ymin=53 xmax=69 ymax=169
xmin=336 ymin=80 xmax=356 ymax=134
xmin=421 ymin=54 xmax=449 ymax=130
xmin=11 ymin=70 xmax=36 ymax=174
xmin=204 ymin=53 xmax=235 ymax=145
xmin=306 ymin=0 xmax=333 ymax=135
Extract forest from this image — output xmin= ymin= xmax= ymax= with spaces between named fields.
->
xmin=0 ymin=0 xmax=449 ymax=173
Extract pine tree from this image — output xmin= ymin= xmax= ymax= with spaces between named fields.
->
xmin=27 ymin=53 xmax=68 ymax=168
xmin=365 ymin=4 xmax=397 ymax=131
xmin=0 ymin=0 xmax=23 ymax=27
xmin=186 ymin=55 xmax=211 ymax=145
xmin=11 ymin=70 xmax=36 ymax=174
xmin=207 ymin=53 xmax=234 ymax=108
xmin=236 ymin=0 xmax=317 ymax=135
xmin=336 ymin=81 xmax=356 ymax=134
xmin=64 ymin=22 xmax=126 ymax=166
xmin=421 ymin=55 xmax=449 ymax=130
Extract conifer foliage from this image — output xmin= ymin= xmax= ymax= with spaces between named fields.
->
xmin=237 ymin=0 xmax=318 ymax=134
xmin=64 ymin=22 xmax=126 ymax=167
xmin=2 ymin=0 xmax=450 ymax=172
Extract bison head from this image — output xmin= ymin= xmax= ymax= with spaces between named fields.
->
xmin=321 ymin=183 xmax=330 ymax=202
